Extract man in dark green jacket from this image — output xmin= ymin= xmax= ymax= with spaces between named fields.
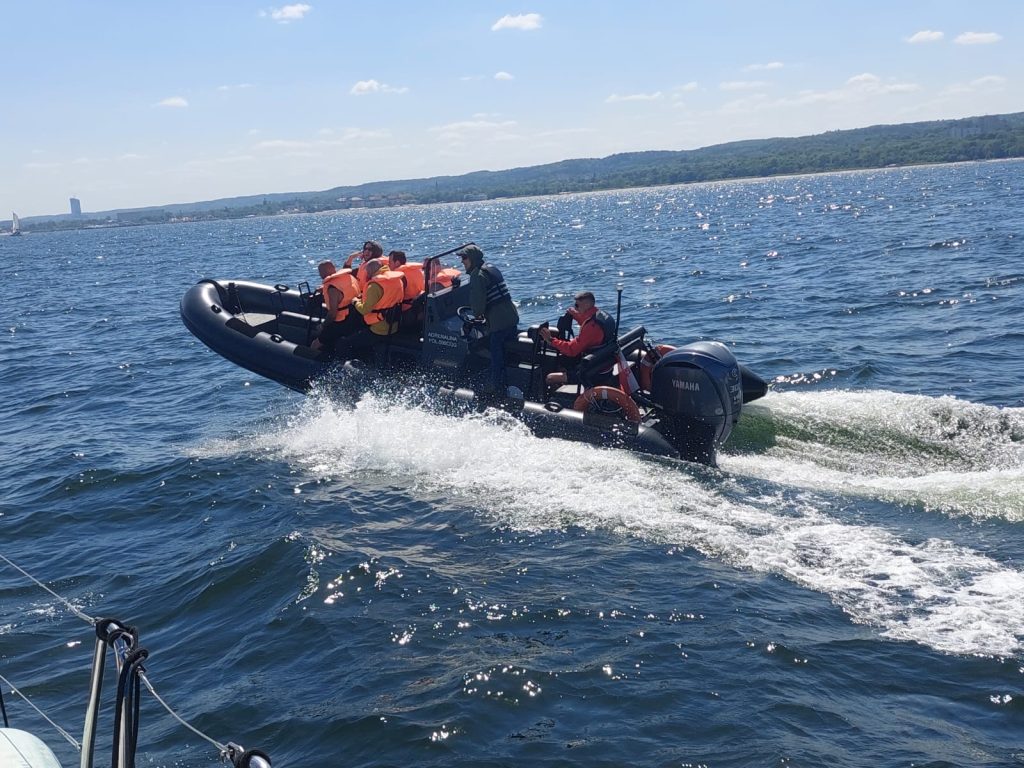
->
xmin=458 ymin=245 xmax=519 ymax=394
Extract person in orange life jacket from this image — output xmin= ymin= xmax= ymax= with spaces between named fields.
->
xmin=459 ymin=244 xmax=519 ymax=394
xmin=428 ymin=260 xmax=462 ymax=292
xmin=332 ymin=260 xmax=406 ymax=358
xmin=307 ymin=260 xmax=336 ymax=311
xmin=538 ymin=291 xmax=616 ymax=384
xmin=355 ymin=253 xmax=391 ymax=293
xmin=310 ymin=264 xmax=361 ymax=353
xmin=387 ymin=250 xmax=426 ymax=305
xmin=342 ymin=240 xmax=383 ymax=270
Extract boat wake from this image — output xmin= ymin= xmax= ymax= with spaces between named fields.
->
xmin=191 ymin=387 xmax=1024 ymax=659
xmin=723 ymin=390 xmax=1024 ymax=521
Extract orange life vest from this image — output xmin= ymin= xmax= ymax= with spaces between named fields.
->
xmin=356 ymin=257 xmax=387 ymax=293
xmin=321 ymin=269 xmax=359 ymax=322
xmin=395 ymin=263 xmax=426 ymax=305
xmin=428 ymin=266 xmax=461 ymax=292
xmin=362 ymin=270 xmax=406 ymax=326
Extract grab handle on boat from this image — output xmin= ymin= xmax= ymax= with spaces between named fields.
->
xmin=614 ymin=284 xmax=623 ymax=336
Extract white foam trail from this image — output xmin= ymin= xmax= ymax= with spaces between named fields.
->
xmin=221 ymin=391 xmax=1024 ymax=658
xmin=723 ymin=391 xmax=1024 ymax=520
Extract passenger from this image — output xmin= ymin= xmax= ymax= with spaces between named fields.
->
xmin=342 ymin=240 xmax=383 ymax=270
xmin=333 ymin=260 xmax=406 ymax=358
xmin=388 ymin=250 xmax=426 ymax=307
xmin=307 ymin=259 xmax=337 ymax=312
xmin=310 ymin=266 xmax=361 ymax=353
xmin=539 ymin=291 xmax=617 ymax=385
xmin=428 ymin=261 xmax=462 ymax=292
xmin=458 ymin=245 xmax=519 ymax=394
xmin=356 ymin=253 xmax=388 ymax=293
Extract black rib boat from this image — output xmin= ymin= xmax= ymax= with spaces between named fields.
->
xmin=181 ymin=248 xmax=767 ymax=465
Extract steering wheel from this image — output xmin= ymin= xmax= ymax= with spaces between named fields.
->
xmin=457 ymin=306 xmax=480 ymax=324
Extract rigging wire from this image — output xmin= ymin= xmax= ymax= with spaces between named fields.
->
xmin=0 ymin=552 xmax=96 ymax=625
xmin=0 ymin=672 xmax=81 ymax=750
xmin=0 ymin=552 xmax=264 ymax=765
xmin=138 ymin=674 xmax=227 ymax=754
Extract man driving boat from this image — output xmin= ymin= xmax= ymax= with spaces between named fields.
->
xmin=539 ymin=291 xmax=617 ymax=385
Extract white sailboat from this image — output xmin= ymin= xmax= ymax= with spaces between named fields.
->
xmin=10 ymin=212 xmax=22 ymax=236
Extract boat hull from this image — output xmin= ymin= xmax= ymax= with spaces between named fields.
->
xmin=181 ymin=278 xmax=767 ymax=465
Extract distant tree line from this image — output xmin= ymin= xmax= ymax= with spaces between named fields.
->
xmin=16 ymin=112 xmax=1024 ymax=232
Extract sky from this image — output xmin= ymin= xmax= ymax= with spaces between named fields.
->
xmin=2 ymin=1 xmax=1020 ymax=217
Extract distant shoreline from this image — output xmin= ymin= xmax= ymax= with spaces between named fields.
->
xmin=11 ymin=111 xmax=1024 ymax=233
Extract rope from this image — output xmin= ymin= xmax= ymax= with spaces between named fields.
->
xmin=0 ymin=673 xmax=81 ymax=750
xmin=0 ymin=554 xmax=257 ymax=764
xmin=138 ymin=674 xmax=228 ymax=753
xmin=0 ymin=553 xmax=95 ymax=625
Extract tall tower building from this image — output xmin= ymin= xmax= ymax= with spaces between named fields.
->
xmin=70 ymin=197 xmax=82 ymax=216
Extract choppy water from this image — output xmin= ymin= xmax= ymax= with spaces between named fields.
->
xmin=2 ymin=160 xmax=1023 ymax=767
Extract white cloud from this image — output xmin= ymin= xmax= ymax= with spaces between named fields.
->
xmin=846 ymin=72 xmax=919 ymax=94
xmin=491 ymin=13 xmax=543 ymax=31
xmin=262 ymin=4 xmax=312 ymax=23
xmin=970 ymin=75 xmax=1007 ymax=88
xmin=720 ymin=81 xmax=769 ymax=91
xmin=217 ymin=83 xmax=254 ymax=91
xmin=847 ymin=73 xmax=880 ymax=86
xmin=605 ymin=91 xmax=664 ymax=103
xmin=494 ymin=71 xmax=515 ymax=81
xmin=350 ymin=79 xmax=408 ymax=95
xmin=675 ymin=82 xmax=699 ymax=93
xmin=323 ymin=128 xmax=391 ymax=143
xmin=255 ymin=139 xmax=312 ymax=150
xmin=906 ymin=30 xmax=944 ymax=44
xmin=118 ymin=153 xmax=146 ymax=161
xmin=955 ymin=31 xmax=1002 ymax=45
xmin=744 ymin=62 xmax=784 ymax=71
xmin=942 ymin=75 xmax=1008 ymax=95
xmin=156 ymin=96 xmax=188 ymax=108
xmin=254 ymin=129 xmax=390 ymax=153
xmin=432 ymin=118 xmax=519 ymax=145
xmin=536 ymin=127 xmax=596 ymax=138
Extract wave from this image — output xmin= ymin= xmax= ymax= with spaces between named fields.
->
xmin=190 ymin=389 xmax=1024 ymax=658
xmin=724 ymin=390 xmax=1024 ymax=520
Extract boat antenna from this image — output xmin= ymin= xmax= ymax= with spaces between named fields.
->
xmin=614 ymin=284 xmax=624 ymax=336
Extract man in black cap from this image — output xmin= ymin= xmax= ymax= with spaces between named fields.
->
xmin=458 ymin=244 xmax=519 ymax=394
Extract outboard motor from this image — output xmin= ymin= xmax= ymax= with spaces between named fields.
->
xmin=650 ymin=341 xmax=743 ymax=464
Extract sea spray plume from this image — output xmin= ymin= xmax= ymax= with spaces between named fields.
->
xmin=221 ymin=390 xmax=1024 ymax=657
xmin=722 ymin=390 xmax=1024 ymax=520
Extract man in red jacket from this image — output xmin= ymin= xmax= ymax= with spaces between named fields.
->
xmin=539 ymin=291 xmax=618 ymax=386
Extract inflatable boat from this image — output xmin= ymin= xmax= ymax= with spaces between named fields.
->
xmin=181 ymin=247 xmax=768 ymax=465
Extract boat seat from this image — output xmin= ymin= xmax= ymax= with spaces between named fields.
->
xmin=505 ymin=332 xmax=541 ymax=362
xmin=577 ymin=325 xmax=646 ymax=382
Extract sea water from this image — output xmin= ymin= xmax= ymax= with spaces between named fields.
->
xmin=1 ymin=160 xmax=1022 ymax=766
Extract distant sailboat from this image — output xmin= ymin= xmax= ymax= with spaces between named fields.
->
xmin=10 ymin=211 xmax=22 ymax=236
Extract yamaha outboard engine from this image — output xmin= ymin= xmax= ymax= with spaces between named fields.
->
xmin=649 ymin=341 xmax=743 ymax=464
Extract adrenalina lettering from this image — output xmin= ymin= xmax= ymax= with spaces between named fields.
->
xmin=427 ymin=332 xmax=459 ymax=349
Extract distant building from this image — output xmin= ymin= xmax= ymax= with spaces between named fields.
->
xmin=70 ymin=197 xmax=82 ymax=217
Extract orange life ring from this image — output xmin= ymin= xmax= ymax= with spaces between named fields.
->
xmin=573 ymin=386 xmax=642 ymax=423
xmin=637 ymin=344 xmax=676 ymax=391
